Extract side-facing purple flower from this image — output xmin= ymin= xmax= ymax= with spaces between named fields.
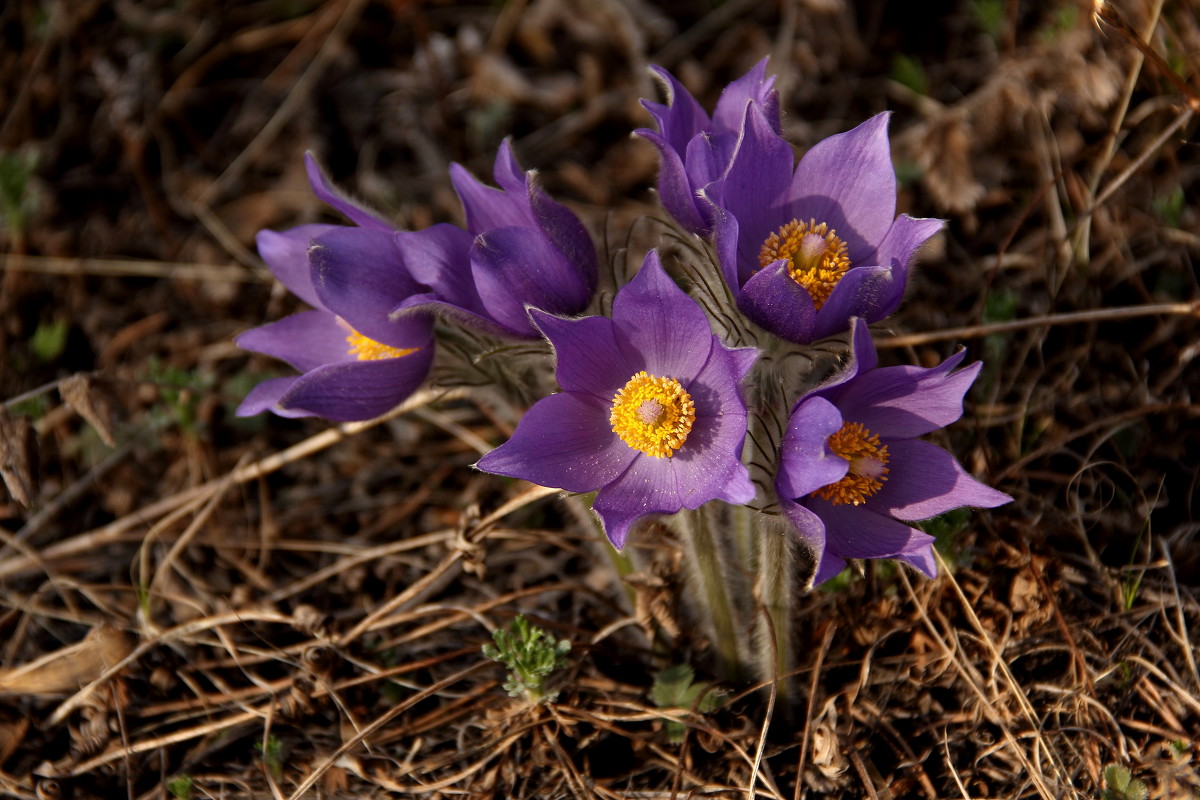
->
xmin=477 ymin=250 xmax=756 ymax=547
xmin=775 ymin=319 xmax=1011 ymax=585
xmin=236 ymin=155 xmax=434 ymax=421
xmin=635 ymin=59 xmax=780 ymax=234
xmin=705 ymin=110 xmax=943 ymax=344
xmin=392 ymin=140 xmax=596 ymax=339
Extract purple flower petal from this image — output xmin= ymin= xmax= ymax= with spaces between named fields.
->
xmin=235 ymin=311 xmax=353 ymax=373
xmin=471 ymin=225 xmax=593 ymax=337
xmin=531 ymin=310 xmax=638 ymax=401
xmin=476 ymin=392 xmax=638 ymax=494
xmin=814 ymin=498 xmax=935 ymax=563
xmin=641 ymin=66 xmax=709 ymax=155
xmin=875 ymin=439 xmax=1013 ymax=520
xmin=393 ymin=224 xmax=479 ymax=313
xmin=256 ymin=226 xmax=337 ymax=309
xmin=304 ymin=152 xmax=393 ymax=232
xmin=274 ymin=347 xmax=434 ymax=422
xmin=737 ymin=258 xmax=818 ymax=344
xmin=236 ymin=376 xmax=308 ymax=418
xmin=450 ymin=163 xmax=533 ymax=232
xmin=785 ymin=113 xmax=896 ymax=261
xmin=862 ymin=214 xmax=943 ymax=317
xmin=711 ymin=57 xmax=779 ymax=136
xmin=611 ymin=251 xmax=716 ymax=379
xmin=777 ymin=396 xmax=849 ymax=499
xmin=635 ymin=128 xmax=710 ymax=233
xmin=810 ymin=265 xmax=898 ymax=340
xmin=827 ymin=352 xmax=977 ymax=439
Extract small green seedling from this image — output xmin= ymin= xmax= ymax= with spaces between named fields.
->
xmin=651 ymin=664 xmax=724 ymax=743
xmin=1100 ymin=764 xmax=1148 ymax=800
xmin=482 ymin=614 xmax=570 ymax=703
xmin=166 ymin=774 xmax=193 ymax=800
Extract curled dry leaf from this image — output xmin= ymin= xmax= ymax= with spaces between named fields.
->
xmin=57 ymin=373 xmax=118 ymax=447
xmin=0 ymin=624 xmax=134 ymax=696
xmin=0 ymin=407 xmax=37 ymax=507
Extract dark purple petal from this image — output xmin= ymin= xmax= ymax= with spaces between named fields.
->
xmin=526 ymin=185 xmax=597 ymax=299
xmin=274 ymin=347 xmax=434 ymax=422
xmin=809 ymin=317 xmax=877 ymax=399
xmin=391 ymin=293 xmax=517 ymax=340
xmin=237 ymin=376 xmax=309 ymax=418
xmin=310 ymin=227 xmax=425 ymax=347
xmin=304 ymin=153 xmax=393 ymax=232
xmin=450 ymin=162 xmax=533 ymax=233
xmin=862 ymin=214 xmax=943 ymax=318
xmin=785 ymin=113 xmax=896 ymax=261
xmin=531 ymin=310 xmax=639 ymax=401
xmin=737 ymin=258 xmax=818 ymax=344
xmin=708 ymin=103 xmax=794 ymax=287
xmin=683 ymin=132 xmax=728 ymax=198
xmin=827 ymin=351 xmax=977 ymax=439
xmin=642 ymin=65 xmax=710 ymax=155
xmin=777 ymin=396 xmax=849 ymax=499
xmin=706 ymin=199 xmax=745 ymax=298
xmin=393 ymin=224 xmax=479 ymax=312
xmin=812 ymin=498 xmax=935 ymax=564
xmin=256 ymin=226 xmax=337 ymax=309
xmin=491 ymin=139 xmax=528 ymax=197
xmin=476 ymin=392 xmax=638 ymax=494
xmin=635 ymin=128 xmax=710 ymax=233
xmin=611 ymin=251 xmax=714 ymax=379
xmin=811 ymin=553 xmax=849 ymax=586
xmin=711 ymin=57 xmax=779 ymax=135
xmin=875 ymin=439 xmax=1012 ymax=520
xmin=235 ymin=311 xmax=353 ymax=373
xmin=810 ymin=266 xmax=899 ymax=340
xmin=471 ymin=226 xmax=593 ymax=337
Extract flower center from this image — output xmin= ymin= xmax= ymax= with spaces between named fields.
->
xmin=610 ymin=371 xmax=696 ymax=458
xmin=345 ymin=329 xmax=418 ymax=361
xmin=812 ymin=421 xmax=890 ymax=506
xmin=758 ymin=218 xmax=851 ymax=310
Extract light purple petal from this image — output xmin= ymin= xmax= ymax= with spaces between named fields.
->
xmin=827 ymin=352 xmax=977 ymax=439
xmin=450 ymin=163 xmax=533 ymax=232
xmin=780 ymin=498 xmax=831 ymax=579
xmin=256 ymin=226 xmax=337 ymax=309
xmin=635 ymin=128 xmax=710 ymax=233
xmin=237 ymin=376 xmax=309 ymax=418
xmin=737 ymin=258 xmax=818 ymax=344
xmin=310 ymin=227 xmax=425 ymax=347
xmin=471 ymin=226 xmax=593 ymax=337
xmin=777 ymin=396 xmax=849 ymax=499
xmin=235 ymin=311 xmax=353 ymax=372
xmin=274 ymin=348 xmax=434 ymax=422
xmin=786 ymin=113 xmax=896 ymax=261
xmin=491 ymin=139 xmax=528 ymax=197
xmin=612 ymin=251 xmax=716 ymax=379
xmin=393 ymin=224 xmax=479 ymax=312
xmin=875 ymin=439 xmax=1012 ymax=520
xmin=475 ymin=392 xmax=638 ymax=494
xmin=531 ymin=310 xmax=638 ymax=401
xmin=813 ymin=499 xmax=935 ymax=563
xmin=305 ymin=153 xmax=393 ymax=232
xmin=862 ymin=214 xmax=943 ymax=318
xmin=709 ymin=103 xmax=794 ymax=287
xmin=810 ymin=265 xmax=899 ymax=340
xmin=642 ymin=66 xmax=710 ymax=155
xmin=711 ymin=57 xmax=779 ymax=135
xmin=527 ymin=183 xmax=597 ymax=297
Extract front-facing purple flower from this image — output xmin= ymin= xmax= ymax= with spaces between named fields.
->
xmin=392 ymin=140 xmax=597 ymax=339
xmin=477 ymin=250 xmax=756 ymax=547
xmin=706 ymin=110 xmax=943 ymax=344
xmin=236 ymin=157 xmax=434 ymax=422
xmin=635 ymin=59 xmax=780 ymax=234
xmin=775 ymin=319 xmax=1011 ymax=585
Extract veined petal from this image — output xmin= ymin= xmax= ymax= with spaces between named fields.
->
xmin=531 ymin=310 xmax=639 ymax=401
xmin=611 ymin=251 xmax=714 ymax=379
xmin=310 ymin=227 xmax=423 ymax=347
xmin=235 ymin=311 xmax=353 ymax=372
xmin=786 ymin=113 xmax=896 ymax=262
xmin=304 ymin=153 xmax=393 ymax=232
xmin=811 ymin=265 xmax=899 ymax=340
xmin=393 ymin=224 xmax=479 ymax=313
xmin=472 ymin=226 xmax=593 ymax=337
xmin=737 ymin=258 xmax=818 ymax=344
xmin=875 ymin=439 xmax=1012 ymax=520
xmin=828 ymin=352 xmax=977 ymax=438
xmin=777 ymin=396 xmax=849 ymax=499
xmin=256 ymin=226 xmax=337 ymax=309
xmin=866 ymin=214 xmax=943 ymax=285
xmin=526 ymin=184 xmax=597 ymax=298
xmin=813 ymin=498 xmax=935 ymax=563
xmin=476 ymin=392 xmax=637 ymax=494
xmin=274 ymin=348 xmax=434 ymax=422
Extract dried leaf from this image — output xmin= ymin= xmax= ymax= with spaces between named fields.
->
xmin=0 ymin=408 xmax=37 ymax=507
xmin=58 ymin=373 xmax=117 ymax=447
xmin=0 ymin=624 xmax=134 ymax=696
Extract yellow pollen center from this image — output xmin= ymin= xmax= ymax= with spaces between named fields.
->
xmin=345 ymin=329 xmax=418 ymax=362
xmin=758 ymin=218 xmax=851 ymax=310
xmin=609 ymin=371 xmax=696 ymax=458
xmin=812 ymin=421 xmax=890 ymax=506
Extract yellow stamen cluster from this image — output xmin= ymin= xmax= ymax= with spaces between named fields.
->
xmin=812 ymin=421 xmax=890 ymax=506
xmin=758 ymin=218 xmax=851 ymax=310
xmin=345 ymin=330 xmax=418 ymax=361
xmin=609 ymin=371 xmax=696 ymax=458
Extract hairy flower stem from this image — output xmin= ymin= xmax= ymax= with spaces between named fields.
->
xmin=677 ymin=505 xmax=744 ymax=681
xmin=755 ymin=514 xmax=795 ymax=704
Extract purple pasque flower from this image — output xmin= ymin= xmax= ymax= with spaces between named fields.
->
xmin=477 ymin=250 xmax=756 ymax=548
xmin=391 ymin=140 xmax=596 ymax=339
xmin=634 ymin=58 xmax=780 ymax=234
xmin=775 ymin=318 xmax=1011 ymax=585
xmin=704 ymin=109 xmax=943 ymax=344
xmin=236 ymin=156 xmax=434 ymax=422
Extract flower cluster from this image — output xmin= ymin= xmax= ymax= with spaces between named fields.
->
xmin=237 ymin=61 xmax=1010 ymax=602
